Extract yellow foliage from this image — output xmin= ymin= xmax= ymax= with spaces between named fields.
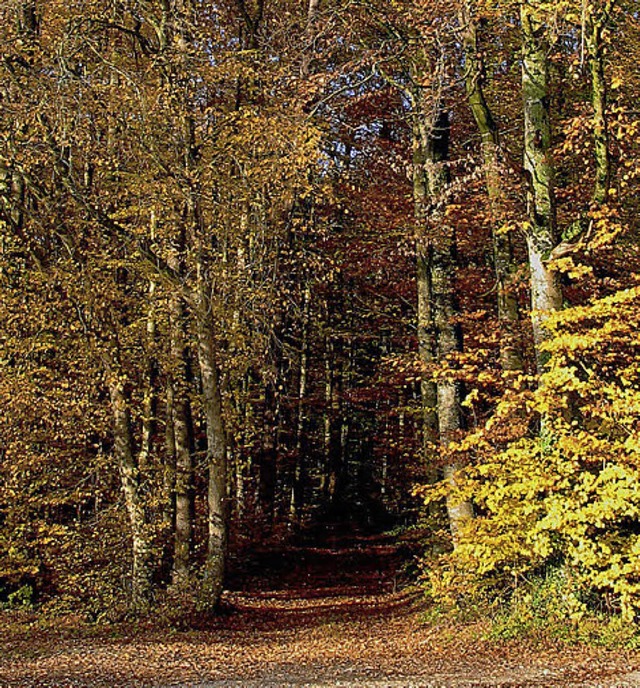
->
xmin=425 ymin=285 xmax=640 ymax=619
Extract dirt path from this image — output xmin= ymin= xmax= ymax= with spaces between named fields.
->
xmin=3 ymin=537 xmax=640 ymax=687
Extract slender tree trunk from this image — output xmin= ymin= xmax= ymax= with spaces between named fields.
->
xmin=414 ymin=100 xmax=474 ymax=540
xmin=586 ymin=2 xmax=614 ymax=206
xmin=139 ymin=213 xmax=159 ymax=472
xmin=290 ymin=280 xmax=311 ymax=524
xmin=259 ymin=382 xmax=278 ymax=524
xmin=0 ymin=166 xmax=10 ymax=275
xmin=230 ymin=372 xmax=251 ymax=522
xmin=138 ymin=281 xmax=157 ymax=472
xmin=459 ymin=2 xmax=523 ymax=372
xmin=106 ymin=369 xmax=153 ymax=610
xmin=323 ymin=334 xmax=343 ymax=507
xmin=413 ymin=119 xmax=439 ymax=475
xmin=301 ymin=0 xmax=322 ymax=77
xmin=162 ymin=377 xmax=177 ymax=580
xmin=521 ymin=3 xmax=563 ymax=368
xmin=195 ymin=270 xmax=228 ymax=608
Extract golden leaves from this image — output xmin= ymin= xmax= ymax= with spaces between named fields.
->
xmin=421 ymin=280 xmax=640 ymax=616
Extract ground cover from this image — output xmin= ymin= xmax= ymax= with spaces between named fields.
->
xmin=2 ymin=536 xmax=640 ymax=687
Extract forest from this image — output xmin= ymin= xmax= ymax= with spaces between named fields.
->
xmin=1 ymin=0 xmax=639 ymax=637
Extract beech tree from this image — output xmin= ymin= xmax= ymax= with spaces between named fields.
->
xmin=458 ymin=0 xmax=523 ymax=373
xmin=520 ymin=1 xmax=563 ymax=366
xmin=1 ymin=0 xmax=639 ymax=624
xmin=420 ymin=0 xmax=640 ymax=619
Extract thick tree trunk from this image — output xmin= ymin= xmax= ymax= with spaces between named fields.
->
xmin=521 ymin=3 xmax=563 ymax=367
xmin=161 ymin=218 xmax=196 ymax=584
xmin=431 ymin=201 xmax=475 ymax=538
xmin=460 ymin=2 xmax=523 ymax=372
xmin=170 ymin=295 xmax=195 ymax=584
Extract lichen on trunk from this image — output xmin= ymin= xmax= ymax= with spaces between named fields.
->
xmin=521 ymin=2 xmax=563 ymax=369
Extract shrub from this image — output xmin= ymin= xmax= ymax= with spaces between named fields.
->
xmin=423 ymin=287 xmax=640 ymax=622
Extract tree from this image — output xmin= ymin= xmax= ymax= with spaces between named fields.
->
xmin=458 ymin=0 xmax=523 ymax=372
xmin=520 ymin=0 xmax=563 ymax=367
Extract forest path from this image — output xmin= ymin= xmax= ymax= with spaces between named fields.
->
xmin=2 ymin=533 xmax=640 ymax=687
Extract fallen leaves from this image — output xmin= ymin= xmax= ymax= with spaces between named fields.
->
xmin=2 ymin=538 xmax=640 ymax=687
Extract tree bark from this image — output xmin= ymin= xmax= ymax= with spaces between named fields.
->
xmin=139 ymin=213 xmax=159 ymax=473
xmin=413 ymin=119 xmax=439 ymax=474
xmin=195 ymin=272 xmax=228 ymax=608
xmin=106 ymin=368 xmax=153 ymax=610
xmin=521 ymin=3 xmax=563 ymax=368
xmin=429 ymin=111 xmax=474 ymax=538
xmin=459 ymin=2 xmax=523 ymax=372
xmin=412 ymin=94 xmax=473 ymax=540
xmin=586 ymin=1 xmax=615 ymax=206
xmin=301 ymin=0 xmax=322 ymax=77
xmin=169 ymin=291 xmax=195 ymax=584
xmin=323 ymin=334 xmax=335 ymax=501
xmin=290 ymin=280 xmax=311 ymax=524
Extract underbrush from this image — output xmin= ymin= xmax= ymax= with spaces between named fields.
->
xmin=421 ymin=561 xmax=640 ymax=649
xmin=0 ymin=582 xmax=35 ymax=610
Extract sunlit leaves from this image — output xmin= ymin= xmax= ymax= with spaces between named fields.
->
xmin=429 ymin=284 xmax=640 ymax=617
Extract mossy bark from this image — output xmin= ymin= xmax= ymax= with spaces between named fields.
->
xmin=460 ymin=2 xmax=523 ymax=372
xmin=521 ymin=3 xmax=563 ymax=369
xmin=586 ymin=2 xmax=614 ymax=206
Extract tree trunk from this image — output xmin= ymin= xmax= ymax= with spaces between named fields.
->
xmin=162 ymin=377 xmax=177 ymax=581
xmin=459 ymin=2 xmax=523 ymax=372
xmin=323 ymin=334 xmax=343 ymax=507
xmin=521 ymin=3 xmax=563 ymax=367
xmin=413 ymin=96 xmax=473 ymax=540
xmin=429 ymin=133 xmax=475 ymax=538
xmin=195 ymin=273 xmax=228 ymax=608
xmin=301 ymin=0 xmax=322 ymax=77
xmin=586 ymin=2 xmax=614 ymax=206
xmin=107 ymin=370 xmax=153 ymax=610
xmin=259 ymin=392 xmax=276 ymax=526
xmin=290 ymin=280 xmax=311 ymax=524
xmin=413 ymin=119 xmax=439 ymax=475
xmin=170 ymin=291 xmax=195 ymax=585
xmin=139 ymin=212 xmax=159 ymax=473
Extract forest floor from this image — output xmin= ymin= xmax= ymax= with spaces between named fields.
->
xmin=3 ymin=531 xmax=640 ymax=687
